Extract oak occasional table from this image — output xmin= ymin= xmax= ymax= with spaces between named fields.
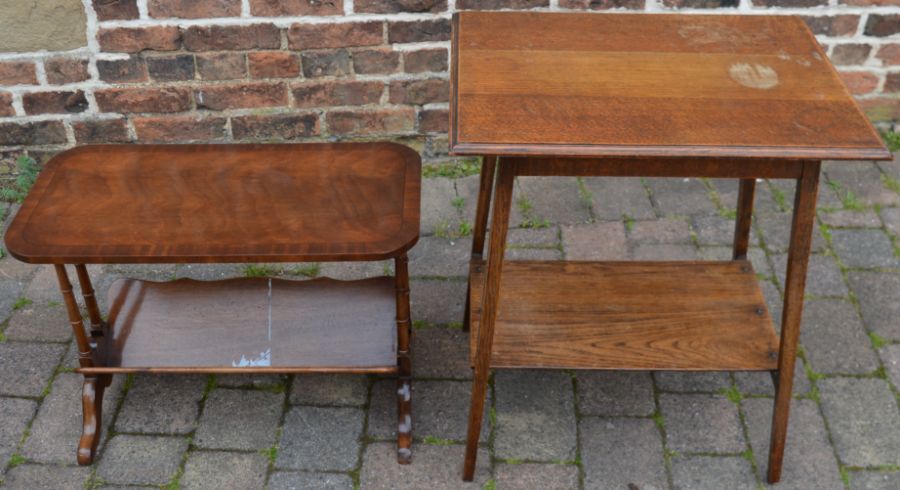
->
xmin=450 ymin=12 xmax=891 ymax=482
xmin=4 ymin=143 xmax=421 ymax=465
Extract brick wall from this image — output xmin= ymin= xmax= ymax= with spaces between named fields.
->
xmin=0 ymin=0 xmax=898 ymax=171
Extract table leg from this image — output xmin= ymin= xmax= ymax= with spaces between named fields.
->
xmin=75 ymin=264 xmax=105 ymax=337
xmin=55 ymin=265 xmax=93 ymax=369
xmin=733 ymin=178 xmax=756 ymax=260
xmin=395 ymin=253 xmax=413 ymax=464
xmin=464 ymin=156 xmax=498 ymax=332
xmin=767 ymin=161 xmax=820 ymax=483
xmin=463 ymin=159 xmax=515 ymax=481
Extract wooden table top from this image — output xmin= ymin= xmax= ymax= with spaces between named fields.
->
xmin=5 ymin=143 xmax=420 ymax=264
xmin=449 ymin=12 xmax=890 ymax=161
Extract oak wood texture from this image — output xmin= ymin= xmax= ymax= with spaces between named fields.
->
xmin=5 ymin=143 xmax=421 ymax=264
xmin=77 ymin=276 xmax=399 ymax=374
xmin=449 ymin=12 xmax=890 ymax=161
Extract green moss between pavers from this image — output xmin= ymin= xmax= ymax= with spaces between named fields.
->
xmin=423 ymin=160 xmax=481 ymax=179
xmin=12 ymin=297 xmax=32 ymax=310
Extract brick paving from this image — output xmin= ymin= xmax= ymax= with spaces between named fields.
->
xmin=1 ymin=158 xmax=899 ymax=489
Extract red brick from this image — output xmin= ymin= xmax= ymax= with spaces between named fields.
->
xmin=326 ymin=108 xmax=415 ymax=135
xmin=751 ymin=0 xmax=822 ymax=6
xmin=841 ymin=0 xmax=897 ymax=5
xmin=44 ymin=58 xmax=90 ymax=85
xmin=231 ymin=113 xmax=320 ymax=140
xmin=196 ymin=53 xmax=247 ymax=80
xmin=838 ymin=71 xmax=880 ymax=95
xmin=248 ymin=52 xmax=301 ymax=79
xmin=876 ymin=45 xmax=900 ymax=66
xmin=559 ymin=0 xmax=644 ymax=8
xmin=134 ymin=115 xmax=228 ymax=142
xmin=355 ymin=0 xmax=447 ymax=13
xmin=250 ymin=0 xmax=344 ymax=16
xmin=98 ymin=26 xmax=181 ymax=53
xmin=183 ymin=24 xmax=280 ymax=51
xmin=403 ymin=49 xmax=448 ymax=73
xmin=292 ymin=80 xmax=383 ymax=108
xmin=885 ymin=73 xmax=900 ymax=93
xmin=195 ymin=82 xmax=288 ymax=110
xmin=148 ymin=0 xmax=241 ymax=18
xmin=801 ymin=16 xmax=860 ymax=37
xmin=95 ymin=87 xmax=193 ymax=113
xmin=0 ymin=122 xmax=67 ymax=145
xmin=23 ymin=91 xmax=88 ymax=115
xmin=97 ymin=57 xmax=148 ymax=83
xmin=388 ymin=19 xmax=451 ymax=43
xmin=418 ymin=108 xmax=448 ymax=132
xmin=353 ymin=49 xmax=401 ymax=74
xmin=0 ymin=92 xmax=13 ymax=117
xmin=147 ymin=55 xmax=196 ymax=81
xmin=288 ymin=22 xmax=383 ymax=50
xmin=93 ymin=0 xmax=139 ymax=21
xmin=858 ymin=97 xmax=900 ymax=122
xmin=389 ymin=78 xmax=449 ymax=105
xmin=866 ymin=15 xmax=900 ymax=38
xmin=830 ymin=44 xmax=872 ymax=66
xmin=73 ymin=119 xmax=131 ymax=144
xmin=301 ymin=50 xmax=351 ymax=78
xmin=0 ymin=62 xmax=37 ymax=85
xmin=457 ymin=0 xmax=547 ymax=8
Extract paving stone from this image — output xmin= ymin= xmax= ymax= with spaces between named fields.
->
xmin=0 ymin=342 xmax=66 ymax=397
xmin=268 ymin=471 xmax=353 ymax=490
xmin=630 ymin=243 xmax=699 ymax=260
xmin=760 ymin=279 xmax=783 ymax=331
xmin=12 ymin=263 xmax=57 ymax=304
xmin=2 ymin=463 xmax=90 ymax=489
xmin=847 ymin=271 xmax=900 ymax=339
xmin=494 ymin=370 xmax=577 ymax=461
xmin=749 ymin=247 xmax=774 ymax=278
xmin=881 ymin=207 xmax=900 ymax=237
xmin=494 ymin=462 xmax=580 ymax=489
xmin=505 ymin=247 xmax=562 ymax=260
xmin=411 ymin=279 xmax=467 ymax=325
xmin=881 ymin=344 xmax=900 ymax=390
xmin=360 ymin=442 xmax=490 ymax=489
xmin=849 ymin=470 xmax=900 ymax=490
xmin=97 ymin=435 xmax=188 ymax=485
xmin=660 ymin=394 xmax=745 ymax=453
xmin=4 ymin=303 xmax=72 ymax=342
xmin=770 ymin=253 xmax=848 ymax=297
xmin=800 ymin=299 xmax=879 ymax=374
xmin=654 ymin=371 xmax=732 ymax=393
xmin=408 ymin=236 xmax=470 ymax=277
xmin=507 ymin=226 xmax=560 ymax=247
xmin=709 ymin=178 xmax=740 ymax=210
xmin=421 ymin=177 xmax=459 ymax=234
xmin=0 ymin=259 xmax=35 ymax=321
xmin=754 ymin=212 xmax=827 ymax=254
xmin=698 ymin=246 xmax=732 ymax=261
xmin=561 ymin=221 xmax=627 ymax=260
xmin=742 ymin=398 xmax=843 ymax=489
xmin=733 ymin=362 xmax=809 ymax=397
xmin=277 ymin=406 xmax=363 ymax=471
xmin=215 ymin=373 xmax=286 ymax=388
xmin=582 ymin=177 xmax=656 ymax=220
xmin=174 ymin=263 xmax=243 ymax=280
xmin=180 ymin=451 xmax=268 ymax=490
xmin=832 ymin=229 xmax=900 ymax=269
xmin=754 ymin=181 xmax=790 ymax=214
xmin=114 ymin=374 xmax=206 ymax=434
xmin=580 ymin=417 xmax=666 ymax=490
xmin=671 ymin=456 xmax=756 ymax=490
xmin=0 ymin=397 xmax=37 ymax=467
xmin=194 ymin=389 xmax=283 ymax=450
xmin=576 ymin=370 xmax=655 ymax=416
xmin=826 ymin=163 xmax=900 ymax=207
xmin=290 ymin=374 xmax=367 ymax=406
xmin=455 ymin=174 xmax=485 ymax=224
xmin=512 ymin=177 xmax=591 ymax=225
xmin=692 ymin=215 xmax=742 ymax=246
xmin=22 ymin=373 xmax=124 ymax=464
xmin=102 ymin=263 xmax=177 ymax=281
xmin=319 ymin=260 xmax=393 ymax=280
xmin=646 ymin=177 xmax=719 ymax=216
xmin=819 ymin=377 xmax=900 ymax=467
xmin=628 ymin=218 xmax=693 ymax=244
xmin=820 ymin=209 xmax=883 ymax=228
xmin=411 ymin=327 xmax=471 ymax=379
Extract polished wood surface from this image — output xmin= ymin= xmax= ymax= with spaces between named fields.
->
xmin=468 ymin=260 xmax=779 ymax=371
xmin=6 ymin=143 xmax=421 ymax=264
xmin=450 ymin=12 xmax=890 ymax=160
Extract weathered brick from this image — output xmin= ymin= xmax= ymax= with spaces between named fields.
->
xmin=353 ymin=48 xmax=401 ymax=74
xmin=839 ymin=71 xmax=880 ymax=95
xmin=876 ymin=44 xmax=900 ymax=65
xmin=404 ymin=48 xmax=448 ymax=73
xmin=288 ymin=22 xmax=383 ymax=50
xmin=327 ymin=108 xmax=415 ymax=135
xmin=250 ymin=0 xmax=344 ymax=16
xmin=23 ymin=90 xmax=88 ymax=115
xmin=886 ymin=72 xmax=900 ymax=93
xmin=95 ymin=87 xmax=193 ymax=113
xmin=148 ymin=0 xmax=242 ymax=18
xmin=831 ymin=44 xmax=873 ymax=66
xmin=73 ymin=118 xmax=131 ymax=143
xmin=865 ymin=14 xmax=900 ymax=37
xmin=751 ymin=0 xmax=823 ymax=6
xmin=841 ymin=0 xmax=897 ymax=4
xmin=458 ymin=0 xmax=548 ymax=7
xmin=0 ymin=92 xmax=13 ymax=117
xmin=559 ymin=0 xmax=645 ymax=8
xmin=146 ymin=55 xmax=196 ymax=82
xmin=98 ymin=26 xmax=181 ymax=53
xmin=195 ymin=82 xmax=288 ymax=110
xmin=301 ymin=49 xmax=351 ymax=77
xmin=97 ymin=57 xmax=148 ymax=83
xmin=93 ymin=0 xmax=139 ymax=20
xmin=418 ymin=108 xmax=448 ymax=132
xmin=0 ymin=121 xmax=67 ymax=145
xmin=388 ymin=19 xmax=451 ymax=43
xmin=356 ymin=0 xmax=447 ymax=13
xmin=231 ymin=113 xmax=320 ymax=140
xmin=248 ymin=52 xmax=301 ymax=79
xmin=0 ymin=61 xmax=38 ymax=85
xmin=389 ymin=78 xmax=450 ymax=105
xmin=183 ymin=24 xmax=280 ymax=51
xmin=196 ymin=53 xmax=247 ymax=80
xmin=134 ymin=115 xmax=228 ymax=142
xmin=802 ymin=15 xmax=860 ymax=37
xmin=44 ymin=58 xmax=90 ymax=84
xmin=292 ymin=80 xmax=383 ymax=108
xmin=858 ymin=97 xmax=900 ymax=121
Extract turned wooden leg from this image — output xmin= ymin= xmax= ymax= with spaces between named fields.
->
xmin=767 ymin=161 xmax=820 ymax=483
xmin=77 ymin=374 xmax=108 ymax=465
xmin=75 ymin=264 xmax=105 ymax=337
xmin=395 ymin=254 xmax=412 ymax=463
xmin=464 ymin=160 xmax=515 ymax=481
xmin=733 ymin=178 xmax=756 ymax=260
xmin=54 ymin=265 xmax=93 ymax=368
xmin=464 ymin=156 xmax=498 ymax=333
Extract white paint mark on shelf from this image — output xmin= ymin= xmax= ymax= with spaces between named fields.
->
xmin=232 ymin=349 xmax=271 ymax=367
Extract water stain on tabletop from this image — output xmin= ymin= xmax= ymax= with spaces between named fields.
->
xmin=729 ymin=63 xmax=780 ymax=90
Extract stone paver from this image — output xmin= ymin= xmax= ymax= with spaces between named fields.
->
xmin=268 ymin=471 xmax=354 ymax=490
xmin=654 ymin=371 xmax=732 ymax=393
xmin=733 ymin=362 xmax=810 ymax=397
xmin=819 ymin=377 xmax=900 ymax=467
xmin=411 ymin=327 xmax=471 ymax=379
xmin=410 ymin=279 xmax=467 ymax=325
xmin=820 ymin=209 xmax=883 ymax=228
xmin=97 ymin=435 xmax=188 ymax=485
xmin=0 ymin=397 xmax=36 ymax=466
xmin=421 ymin=177 xmax=459 ymax=233
xmin=2 ymin=463 xmax=90 ymax=489
xmin=277 ymin=406 xmax=363 ymax=471
xmin=881 ymin=344 xmax=900 ymax=390
xmin=4 ymin=303 xmax=71 ymax=342
xmin=831 ymin=229 xmax=900 ymax=269
xmin=290 ymin=374 xmax=368 ymax=406
xmin=631 ymin=243 xmax=698 ymax=260
xmin=115 ymin=374 xmax=206 ymax=434
xmin=825 ymin=164 xmax=900 ymax=207
xmin=800 ymin=299 xmax=879 ymax=374
xmin=494 ymin=462 xmax=580 ymax=489
xmin=194 ymin=389 xmax=283 ymax=450
xmin=671 ymin=456 xmax=756 ymax=490
xmin=561 ymin=221 xmax=627 ymax=260
xmin=580 ymin=417 xmax=666 ymax=490
xmin=692 ymin=215 xmax=742 ymax=246
xmin=513 ymin=177 xmax=591 ymax=225
xmin=849 ymin=471 xmax=900 ymax=490
xmin=577 ymin=370 xmax=655 ymax=416
xmin=582 ymin=177 xmax=656 ymax=220
xmin=407 ymin=236 xmax=470 ymax=277
xmin=180 ymin=451 xmax=268 ymax=490
xmin=0 ymin=341 xmax=65 ymax=397
xmin=754 ymin=212 xmax=827 ymax=254
xmin=881 ymin=207 xmax=900 ymax=236
xmin=770 ymin=253 xmax=848 ymax=297
xmin=359 ymin=442 xmax=490 ymax=490
xmin=628 ymin=218 xmax=692 ymax=244
xmin=848 ymin=271 xmax=900 ymax=339
xmin=660 ymin=394 xmax=745 ymax=453
xmin=318 ymin=260 xmax=393 ymax=280
xmin=645 ymin=177 xmax=718 ymax=216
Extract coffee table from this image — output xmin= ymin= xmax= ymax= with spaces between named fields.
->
xmin=4 ymin=143 xmax=421 ymax=465
xmin=450 ymin=12 xmax=891 ymax=482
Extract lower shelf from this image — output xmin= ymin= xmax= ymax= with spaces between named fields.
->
xmin=78 ymin=276 xmax=398 ymax=374
xmin=469 ymin=260 xmax=779 ymax=371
